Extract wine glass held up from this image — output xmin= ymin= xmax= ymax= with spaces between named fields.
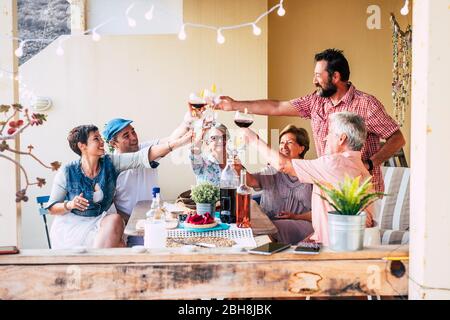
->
xmin=188 ymin=93 xmax=207 ymax=118
xmin=234 ymin=108 xmax=254 ymax=128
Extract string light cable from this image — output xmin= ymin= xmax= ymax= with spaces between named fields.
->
xmin=0 ymin=0 xmax=286 ymax=100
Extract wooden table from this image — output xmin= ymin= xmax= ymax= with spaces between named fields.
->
xmin=124 ymin=200 xmax=278 ymax=237
xmin=0 ymin=245 xmax=409 ymax=299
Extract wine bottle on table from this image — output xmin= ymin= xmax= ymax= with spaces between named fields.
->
xmin=219 ymin=159 xmax=239 ymax=224
xmin=236 ymin=169 xmax=251 ymax=228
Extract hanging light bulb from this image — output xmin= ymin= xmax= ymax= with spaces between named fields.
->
xmin=277 ymin=1 xmax=286 ymax=16
xmin=217 ymin=29 xmax=225 ymax=44
xmin=145 ymin=5 xmax=154 ymax=21
xmin=178 ymin=24 xmax=187 ymax=40
xmin=400 ymin=0 xmax=409 ymax=15
xmin=252 ymin=23 xmax=262 ymax=36
xmin=56 ymin=44 xmax=64 ymax=56
xmin=92 ymin=30 xmax=101 ymax=42
xmin=125 ymin=3 xmax=136 ymax=27
xmin=128 ymin=17 xmax=137 ymax=28
xmin=15 ymin=41 xmax=24 ymax=57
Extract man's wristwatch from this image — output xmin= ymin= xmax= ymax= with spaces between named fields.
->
xmin=367 ymin=159 xmax=374 ymax=172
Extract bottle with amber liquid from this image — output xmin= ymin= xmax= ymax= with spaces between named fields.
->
xmin=236 ymin=169 xmax=251 ymax=228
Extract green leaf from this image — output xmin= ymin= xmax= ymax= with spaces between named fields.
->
xmin=314 ymin=175 xmax=384 ymax=216
xmin=191 ymin=182 xmax=220 ymax=204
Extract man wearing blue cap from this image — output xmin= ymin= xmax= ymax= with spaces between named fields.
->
xmin=103 ymin=117 xmax=192 ymax=246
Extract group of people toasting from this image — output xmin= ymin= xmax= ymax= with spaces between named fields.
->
xmin=46 ymin=48 xmax=405 ymax=249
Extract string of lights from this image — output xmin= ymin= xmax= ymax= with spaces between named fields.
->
xmin=1 ymin=0 xmax=411 ymax=102
xmin=0 ymin=0 xmax=285 ymax=103
xmin=0 ymin=0 xmax=285 ymax=60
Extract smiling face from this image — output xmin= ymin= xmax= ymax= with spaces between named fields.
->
xmin=279 ymin=132 xmax=305 ymax=160
xmin=206 ymin=127 xmax=226 ymax=154
xmin=78 ymin=130 xmax=105 ymax=157
xmin=313 ymin=60 xmax=338 ymax=98
xmin=110 ymin=125 xmax=139 ymax=153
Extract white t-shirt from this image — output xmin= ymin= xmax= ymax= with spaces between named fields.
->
xmin=114 ymin=141 xmax=159 ymax=215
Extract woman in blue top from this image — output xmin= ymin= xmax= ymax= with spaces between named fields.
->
xmin=47 ymin=124 xmax=191 ymax=249
xmin=190 ymin=123 xmax=232 ymax=186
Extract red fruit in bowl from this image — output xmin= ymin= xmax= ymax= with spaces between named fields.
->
xmin=9 ymin=121 xmax=17 ymax=128
xmin=7 ymin=127 xmax=17 ymax=135
xmin=186 ymin=212 xmax=215 ymax=225
xmin=17 ymin=119 xmax=24 ymax=126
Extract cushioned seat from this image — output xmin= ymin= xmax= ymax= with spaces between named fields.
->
xmin=376 ymin=166 xmax=410 ymax=245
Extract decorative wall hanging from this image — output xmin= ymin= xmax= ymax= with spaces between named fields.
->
xmin=390 ymin=13 xmax=412 ymax=127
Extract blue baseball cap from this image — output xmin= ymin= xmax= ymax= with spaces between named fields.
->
xmin=103 ymin=118 xmax=133 ymax=142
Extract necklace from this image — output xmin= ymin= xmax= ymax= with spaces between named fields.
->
xmin=80 ymin=163 xmax=100 ymax=180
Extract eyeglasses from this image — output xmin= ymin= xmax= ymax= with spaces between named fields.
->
xmin=208 ymin=135 xmax=225 ymax=143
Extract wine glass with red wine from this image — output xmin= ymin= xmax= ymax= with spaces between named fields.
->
xmin=233 ymin=109 xmax=254 ymax=152
xmin=234 ymin=108 xmax=254 ymax=128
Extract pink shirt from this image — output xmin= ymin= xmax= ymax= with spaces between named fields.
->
xmin=292 ymin=151 xmax=373 ymax=246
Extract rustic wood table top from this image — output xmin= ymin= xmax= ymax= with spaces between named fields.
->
xmin=124 ymin=199 xmax=278 ymax=237
xmin=0 ymin=245 xmax=409 ymax=299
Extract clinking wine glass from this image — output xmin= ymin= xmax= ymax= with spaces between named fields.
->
xmin=202 ymin=89 xmax=220 ymax=129
xmin=188 ymin=92 xmax=208 ymax=141
xmin=234 ymin=108 xmax=254 ymax=152
xmin=189 ymin=91 xmax=218 ymax=129
xmin=234 ymin=108 xmax=254 ymax=128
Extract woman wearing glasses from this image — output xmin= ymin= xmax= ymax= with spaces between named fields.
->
xmin=190 ymin=123 xmax=232 ymax=186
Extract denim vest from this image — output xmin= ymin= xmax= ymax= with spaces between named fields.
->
xmin=65 ymin=155 xmax=118 ymax=217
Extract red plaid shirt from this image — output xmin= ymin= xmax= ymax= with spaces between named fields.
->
xmin=290 ymin=84 xmax=400 ymax=193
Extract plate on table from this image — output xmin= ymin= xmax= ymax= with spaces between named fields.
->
xmin=180 ymin=222 xmax=230 ymax=233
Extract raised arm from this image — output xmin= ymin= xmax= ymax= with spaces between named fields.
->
xmin=159 ymin=111 xmax=193 ymax=144
xmin=241 ymin=128 xmax=297 ymax=177
xmin=217 ymin=97 xmax=299 ymax=116
xmin=148 ymin=129 xmax=193 ymax=161
xmin=232 ymin=162 xmax=261 ymax=189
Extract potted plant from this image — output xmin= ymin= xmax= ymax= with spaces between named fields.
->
xmin=315 ymin=175 xmax=384 ymax=252
xmin=190 ymin=182 xmax=220 ymax=216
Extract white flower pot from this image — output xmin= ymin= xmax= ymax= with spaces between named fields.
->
xmin=196 ymin=203 xmax=214 ymax=215
xmin=328 ymin=212 xmax=366 ymax=252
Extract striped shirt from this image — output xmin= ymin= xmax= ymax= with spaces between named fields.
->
xmin=290 ymin=84 xmax=400 ymax=193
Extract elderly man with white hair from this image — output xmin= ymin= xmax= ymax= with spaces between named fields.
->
xmin=241 ymin=111 xmax=374 ymax=246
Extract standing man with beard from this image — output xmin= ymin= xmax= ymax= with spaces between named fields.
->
xmin=217 ymin=48 xmax=405 ymax=193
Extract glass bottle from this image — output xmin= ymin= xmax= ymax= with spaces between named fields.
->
xmin=144 ymin=187 xmax=166 ymax=249
xmin=236 ymin=169 xmax=251 ymax=228
xmin=219 ymin=158 xmax=239 ymax=224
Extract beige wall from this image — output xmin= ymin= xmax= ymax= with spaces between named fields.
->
xmin=18 ymin=0 xmax=268 ymax=248
xmin=268 ymin=0 xmax=411 ymax=162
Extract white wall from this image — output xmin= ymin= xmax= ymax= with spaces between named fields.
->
xmin=409 ymin=0 xmax=450 ymax=300
xmin=87 ymin=0 xmax=183 ymax=35
xmin=18 ymin=0 xmax=268 ymax=249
